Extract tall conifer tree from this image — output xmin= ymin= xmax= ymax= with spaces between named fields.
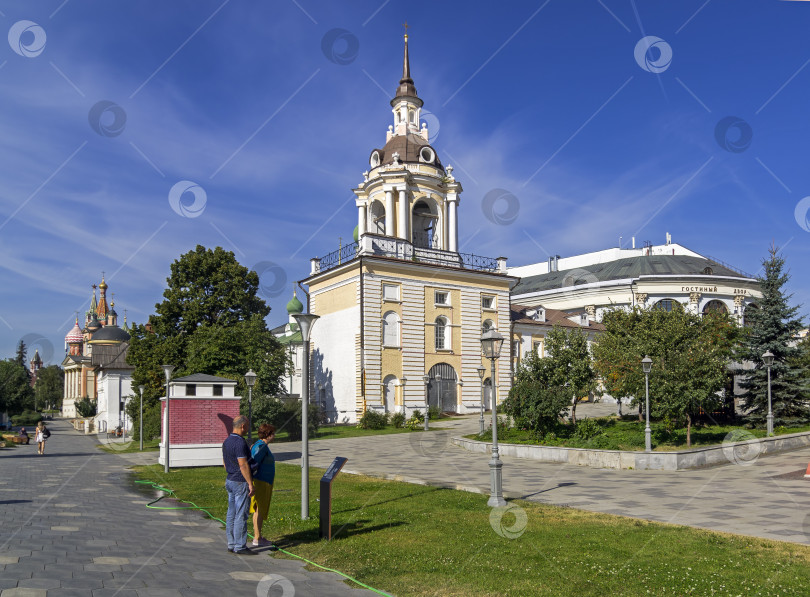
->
xmin=739 ymin=246 xmax=808 ymax=423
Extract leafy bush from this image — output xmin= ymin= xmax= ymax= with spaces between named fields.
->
xmin=357 ymin=409 xmax=389 ymax=430
xmin=574 ymin=418 xmax=603 ymax=440
xmin=405 ymin=410 xmax=424 ymax=430
xmin=75 ymin=397 xmax=97 ymax=418
xmin=390 ymin=412 xmax=406 ymax=429
xmin=502 ymin=383 xmax=570 ymax=435
xmin=275 ymin=401 xmax=323 ymax=441
xmin=428 ymin=405 xmax=442 ymax=420
xmin=11 ymin=409 xmax=42 ymax=426
xmin=241 ymin=394 xmax=287 ymax=431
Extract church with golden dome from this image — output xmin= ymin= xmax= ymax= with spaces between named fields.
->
xmin=61 ymin=276 xmax=134 ymax=432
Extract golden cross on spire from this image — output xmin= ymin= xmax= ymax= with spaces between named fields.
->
xmin=403 ymin=21 xmax=409 ymax=37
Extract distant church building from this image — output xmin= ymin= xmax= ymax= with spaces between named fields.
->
xmin=61 ymin=276 xmax=134 ymax=432
xmin=302 ymin=34 xmax=518 ymax=423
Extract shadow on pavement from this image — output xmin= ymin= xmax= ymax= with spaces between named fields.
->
xmin=519 ymin=482 xmax=578 ymax=500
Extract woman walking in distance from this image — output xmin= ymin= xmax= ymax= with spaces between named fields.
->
xmin=35 ymin=421 xmax=49 ymax=455
xmin=250 ymin=423 xmax=276 ymax=547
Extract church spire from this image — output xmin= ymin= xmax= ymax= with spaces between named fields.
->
xmin=393 ymin=27 xmax=420 ymax=104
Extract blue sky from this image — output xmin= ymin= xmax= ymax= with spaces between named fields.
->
xmin=1 ymin=0 xmax=809 ymax=365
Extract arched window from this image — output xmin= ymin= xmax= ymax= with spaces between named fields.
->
xmin=369 ymin=200 xmax=386 ymax=235
xmin=413 ymin=199 xmax=439 ymax=249
xmin=383 ymin=375 xmax=397 ymax=413
xmin=654 ymin=298 xmax=677 ymax=312
xmin=408 ymin=109 xmax=415 ymax=124
xmin=383 ymin=311 xmax=399 ymax=347
xmin=482 ymin=319 xmax=495 ymax=334
xmin=435 ymin=316 xmax=449 ymax=351
xmin=703 ymin=300 xmax=728 ymax=315
xmin=744 ymin=303 xmax=758 ymax=327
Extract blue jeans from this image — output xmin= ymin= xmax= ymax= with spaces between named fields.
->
xmin=225 ymin=479 xmax=250 ymax=550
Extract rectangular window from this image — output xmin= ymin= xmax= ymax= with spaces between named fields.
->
xmin=383 ymin=284 xmax=400 ymax=301
xmin=482 ymin=295 xmax=495 ymax=310
xmin=435 ymin=291 xmax=449 ymax=306
xmin=212 ymin=384 xmax=223 ymax=397
xmin=185 ymin=384 xmax=196 ymax=397
xmin=533 ymin=341 xmax=544 ymax=356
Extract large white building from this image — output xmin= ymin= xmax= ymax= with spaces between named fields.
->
xmin=510 ymin=237 xmax=762 ymax=325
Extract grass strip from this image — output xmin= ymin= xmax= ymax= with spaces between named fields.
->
xmin=132 ymin=462 xmax=810 ymax=596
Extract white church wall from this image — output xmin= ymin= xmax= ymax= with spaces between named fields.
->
xmin=310 ymin=304 xmax=360 ymax=424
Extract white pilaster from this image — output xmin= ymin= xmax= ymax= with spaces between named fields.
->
xmin=398 ymin=189 xmax=408 ymax=241
xmin=448 ymin=198 xmax=458 ymax=252
xmin=385 ymin=191 xmax=395 ymax=237
xmin=358 ymin=205 xmax=367 ymax=237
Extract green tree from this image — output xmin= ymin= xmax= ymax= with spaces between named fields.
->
xmin=542 ymin=327 xmax=596 ymax=424
xmin=34 ymin=365 xmax=63 ymax=411
xmin=504 ymin=349 xmax=572 ymax=435
xmin=593 ymin=304 xmax=739 ymax=446
xmin=126 ymin=245 xmax=288 ymax=438
xmin=75 ymin=397 xmax=97 ymax=418
xmin=738 ymin=246 xmax=808 ymax=423
xmin=0 ymin=360 xmax=34 ymax=415
xmin=14 ymin=339 xmax=27 ymax=367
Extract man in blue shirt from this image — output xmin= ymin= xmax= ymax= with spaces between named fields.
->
xmin=222 ymin=415 xmax=256 ymax=555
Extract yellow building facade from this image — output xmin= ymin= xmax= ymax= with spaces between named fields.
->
xmin=302 ymin=35 xmax=517 ymax=423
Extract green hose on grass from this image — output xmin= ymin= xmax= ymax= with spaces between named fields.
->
xmin=134 ymin=480 xmax=392 ymax=597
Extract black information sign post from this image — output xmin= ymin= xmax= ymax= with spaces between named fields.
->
xmin=319 ymin=457 xmax=348 ymax=540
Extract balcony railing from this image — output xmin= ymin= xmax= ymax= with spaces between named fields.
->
xmin=311 ymin=234 xmax=505 ymax=275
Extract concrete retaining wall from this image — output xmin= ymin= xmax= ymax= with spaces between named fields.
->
xmin=452 ymin=431 xmax=810 ymax=470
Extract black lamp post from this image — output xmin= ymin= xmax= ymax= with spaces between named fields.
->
xmin=292 ymin=312 xmax=319 ymax=520
xmin=763 ymin=350 xmax=774 ymax=436
xmin=481 ymin=329 xmax=505 ymax=507
xmin=244 ymin=369 xmax=257 ymax=443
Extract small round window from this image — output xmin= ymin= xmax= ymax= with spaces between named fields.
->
xmin=419 ymin=147 xmax=435 ymax=163
xmin=703 ymin=266 xmax=713 ymax=275
xmin=370 ymin=151 xmax=380 ymax=168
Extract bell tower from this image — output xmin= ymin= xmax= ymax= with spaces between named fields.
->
xmin=354 ymin=31 xmax=462 ymax=254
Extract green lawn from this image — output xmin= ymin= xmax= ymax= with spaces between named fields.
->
xmin=469 ymin=418 xmax=810 ymax=451
xmin=273 ymin=424 xmax=448 ymax=443
xmin=132 ymin=462 xmax=810 ymax=596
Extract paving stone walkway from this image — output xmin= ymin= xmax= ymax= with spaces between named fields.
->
xmin=0 ymin=420 xmax=382 ymax=597
xmin=277 ymin=406 xmax=810 ymax=546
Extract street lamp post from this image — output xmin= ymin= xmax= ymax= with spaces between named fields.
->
xmin=292 ymin=312 xmax=319 ymax=520
xmin=422 ymin=375 xmax=430 ymax=431
xmin=161 ymin=365 xmax=175 ymax=473
xmin=481 ymin=329 xmax=506 ymax=507
xmin=244 ymin=369 xmax=257 ymax=443
xmin=138 ymin=385 xmax=145 ymax=452
xmin=434 ymin=374 xmax=442 ymax=424
xmin=763 ymin=350 xmax=774 ymax=436
xmin=476 ymin=365 xmax=486 ymax=435
xmin=642 ymin=356 xmax=652 ymax=453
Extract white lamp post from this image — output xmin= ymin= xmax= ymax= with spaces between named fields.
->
xmin=244 ymin=369 xmax=257 ymax=443
xmin=292 ymin=312 xmax=319 ymax=520
xmin=422 ymin=375 xmax=430 ymax=431
xmin=763 ymin=350 xmax=774 ymax=436
xmin=476 ymin=365 xmax=486 ymax=435
xmin=642 ymin=356 xmax=652 ymax=453
xmin=138 ymin=385 xmax=144 ymax=452
xmin=162 ymin=365 xmax=175 ymax=473
xmin=481 ymin=329 xmax=506 ymax=507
